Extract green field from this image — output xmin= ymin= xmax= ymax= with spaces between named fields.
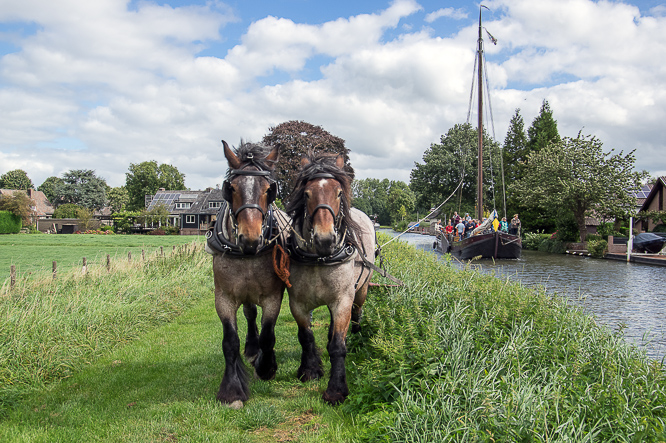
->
xmin=0 ymin=233 xmax=205 ymax=280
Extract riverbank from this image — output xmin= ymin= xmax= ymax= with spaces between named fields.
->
xmin=1 ymin=234 xmax=665 ymax=441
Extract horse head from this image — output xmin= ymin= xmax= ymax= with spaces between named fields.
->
xmin=222 ymin=140 xmax=279 ymax=254
xmin=288 ymin=153 xmax=357 ymax=257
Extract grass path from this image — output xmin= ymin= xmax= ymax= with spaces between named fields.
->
xmin=0 ymin=296 xmax=353 ymax=442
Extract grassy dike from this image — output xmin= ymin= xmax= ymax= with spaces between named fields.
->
xmin=1 ymin=234 xmax=665 ymax=441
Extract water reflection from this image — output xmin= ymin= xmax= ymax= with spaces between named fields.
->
xmin=379 ymin=229 xmax=666 ymax=362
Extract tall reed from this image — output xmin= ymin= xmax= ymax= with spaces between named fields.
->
xmin=345 ymin=234 xmax=666 ymax=441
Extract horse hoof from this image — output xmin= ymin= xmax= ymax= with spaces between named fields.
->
xmin=298 ymin=367 xmax=324 ymax=382
xmin=322 ymin=390 xmax=347 ymax=406
xmin=228 ymin=400 xmax=244 ymax=410
xmin=254 ymin=367 xmax=276 ymax=381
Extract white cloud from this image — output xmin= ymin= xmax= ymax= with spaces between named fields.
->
xmin=425 ymin=7 xmax=468 ymax=22
xmin=1 ymin=0 xmax=665 ymax=192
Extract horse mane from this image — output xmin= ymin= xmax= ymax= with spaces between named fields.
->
xmin=226 ymin=140 xmax=278 ymax=179
xmin=286 ymin=151 xmax=362 ymax=248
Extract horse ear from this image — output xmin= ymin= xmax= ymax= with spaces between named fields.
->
xmin=222 ymin=181 xmax=232 ymax=202
xmin=222 ymin=140 xmax=241 ymax=170
xmin=335 ymin=155 xmax=345 ymax=170
xmin=300 ymin=156 xmax=311 ymax=168
xmin=265 ymin=145 xmax=280 ymax=169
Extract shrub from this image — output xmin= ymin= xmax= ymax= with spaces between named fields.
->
xmin=0 ymin=211 xmax=22 ymax=234
xmin=53 ymin=203 xmax=82 ymax=219
xmin=555 ymin=210 xmax=580 ymax=242
xmin=148 ymin=228 xmax=166 ymax=235
xmin=587 ymin=239 xmax=608 ymax=258
xmin=164 ymin=225 xmax=180 ymax=235
xmin=538 ymin=238 xmax=567 ymax=254
xmin=522 ymin=231 xmax=549 ymax=250
xmin=393 ymin=220 xmax=408 ymax=232
xmin=586 ymin=233 xmax=602 ymax=242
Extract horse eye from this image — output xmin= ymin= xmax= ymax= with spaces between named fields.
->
xmin=305 ymin=191 xmax=311 ymax=199
xmin=337 ymin=190 xmax=342 ymax=198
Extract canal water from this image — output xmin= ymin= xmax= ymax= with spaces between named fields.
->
xmin=379 ymin=230 xmax=666 ymax=362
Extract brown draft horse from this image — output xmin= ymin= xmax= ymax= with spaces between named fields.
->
xmin=207 ymin=140 xmax=287 ymax=408
xmin=285 ymin=152 xmax=375 ymax=405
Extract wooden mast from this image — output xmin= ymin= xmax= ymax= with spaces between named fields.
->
xmin=476 ymin=7 xmax=484 ymax=221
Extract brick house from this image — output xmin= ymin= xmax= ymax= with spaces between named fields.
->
xmin=0 ymin=188 xmax=55 ymax=224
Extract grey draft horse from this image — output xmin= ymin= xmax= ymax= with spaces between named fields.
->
xmin=284 ymin=152 xmax=375 ymax=405
xmin=206 ymin=140 xmax=289 ymax=408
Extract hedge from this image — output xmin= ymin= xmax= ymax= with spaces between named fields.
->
xmin=0 ymin=211 xmax=21 ymax=234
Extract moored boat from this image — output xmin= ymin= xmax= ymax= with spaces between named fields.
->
xmin=448 ymin=6 xmax=521 ymax=260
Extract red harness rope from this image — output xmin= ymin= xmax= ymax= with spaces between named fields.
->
xmin=272 ymin=244 xmax=292 ymax=288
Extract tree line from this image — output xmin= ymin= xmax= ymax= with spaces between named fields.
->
xmin=1 ymin=111 xmax=656 ymax=241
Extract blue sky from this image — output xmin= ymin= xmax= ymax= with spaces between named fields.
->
xmin=1 ymin=0 xmax=665 ymax=190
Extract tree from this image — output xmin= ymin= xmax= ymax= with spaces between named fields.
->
xmin=352 ymin=178 xmax=391 ymax=225
xmin=527 ymin=100 xmax=560 ymax=153
xmin=0 ymin=169 xmax=34 ymax=190
xmin=0 ymin=192 xmax=35 ymax=225
xmin=38 ymin=176 xmax=64 ymax=204
xmin=510 ymin=133 xmax=646 ymax=242
xmin=107 ymin=186 xmax=129 ymax=213
xmin=387 ymin=181 xmax=415 ymax=222
xmin=502 ymin=109 xmax=528 ymax=194
xmin=53 ymin=169 xmax=108 ymax=210
xmin=262 ymin=121 xmax=353 ymax=200
xmin=509 ymin=101 xmax=561 ymax=233
xmin=410 ymin=123 xmax=502 ymax=219
xmin=125 ymin=161 xmax=186 ymax=211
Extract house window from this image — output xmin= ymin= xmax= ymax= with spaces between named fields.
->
xmin=186 ymin=215 xmax=195 ymax=224
xmin=209 ymin=201 xmax=222 ymax=209
xmin=175 ymin=202 xmax=192 ymax=209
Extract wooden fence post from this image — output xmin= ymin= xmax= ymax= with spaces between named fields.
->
xmin=160 ymin=246 xmax=163 ymax=256
xmin=82 ymin=257 xmax=87 ymax=274
xmin=142 ymin=249 xmax=145 ymax=261
xmin=106 ymin=254 xmax=111 ymax=272
xmin=10 ymin=265 xmax=16 ymax=290
xmin=53 ymin=261 xmax=57 ymax=279
xmin=128 ymin=251 xmax=132 ymax=263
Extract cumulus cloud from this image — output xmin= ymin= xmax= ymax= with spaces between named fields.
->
xmin=425 ymin=7 xmax=468 ymax=22
xmin=0 ymin=0 xmax=664 ymax=191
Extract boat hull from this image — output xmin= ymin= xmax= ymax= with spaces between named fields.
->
xmin=450 ymin=231 xmax=522 ymax=260
xmin=434 ymin=232 xmax=450 ymax=253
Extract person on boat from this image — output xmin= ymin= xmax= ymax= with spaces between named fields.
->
xmin=445 ymin=220 xmax=454 ymax=235
xmin=464 ymin=219 xmax=474 ymax=238
xmin=509 ymin=214 xmax=521 ymax=235
xmin=453 ymin=212 xmax=461 ymax=226
xmin=500 ymin=217 xmax=508 ymax=232
xmin=465 ymin=213 xmax=471 ymax=222
xmin=455 ymin=219 xmax=465 ymax=240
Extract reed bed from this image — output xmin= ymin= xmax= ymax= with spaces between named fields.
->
xmin=343 ymin=233 xmax=666 ymax=441
xmin=0 ymin=242 xmax=210 ymax=416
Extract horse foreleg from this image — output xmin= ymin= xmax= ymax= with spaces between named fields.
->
xmin=242 ymin=303 xmax=260 ymax=363
xmin=323 ymin=303 xmax=352 ymax=405
xmin=290 ymin=301 xmax=323 ymax=381
xmin=253 ymin=297 xmax=282 ymax=380
xmin=216 ymin=301 xmax=249 ymax=406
